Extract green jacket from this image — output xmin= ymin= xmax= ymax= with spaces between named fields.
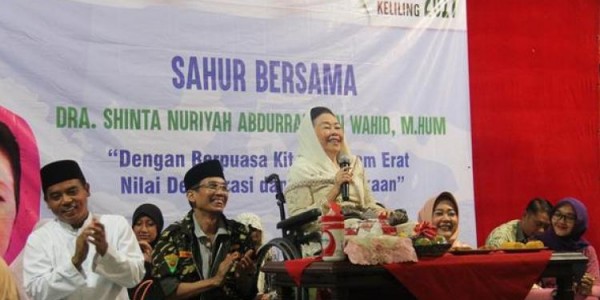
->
xmin=152 ymin=210 xmax=257 ymax=300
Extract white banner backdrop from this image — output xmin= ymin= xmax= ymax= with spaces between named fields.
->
xmin=0 ymin=0 xmax=474 ymax=246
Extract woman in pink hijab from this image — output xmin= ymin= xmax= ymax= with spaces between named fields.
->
xmin=0 ymin=106 xmax=41 ymax=265
xmin=417 ymin=191 xmax=469 ymax=248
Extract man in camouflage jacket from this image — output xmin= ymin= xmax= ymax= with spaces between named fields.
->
xmin=152 ymin=160 xmax=258 ymax=300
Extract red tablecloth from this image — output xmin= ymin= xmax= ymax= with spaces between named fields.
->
xmin=283 ymin=250 xmax=552 ymax=299
xmin=383 ymin=250 xmax=552 ymax=300
xmin=284 ymin=257 xmax=322 ymax=286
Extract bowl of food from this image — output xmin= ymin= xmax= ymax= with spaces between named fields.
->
xmin=412 ymin=236 xmax=452 ymax=257
xmin=413 ymin=243 xmax=452 ymax=257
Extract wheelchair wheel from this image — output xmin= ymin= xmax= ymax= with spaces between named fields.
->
xmin=254 ymin=237 xmax=308 ymax=300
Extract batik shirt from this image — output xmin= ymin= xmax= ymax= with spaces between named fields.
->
xmin=152 ymin=210 xmax=257 ymax=300
xmin=485 ymin=219 xmax=527 ymax=248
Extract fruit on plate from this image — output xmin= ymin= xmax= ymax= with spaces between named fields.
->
xmin=525 ymin=240 xmax=545 ymax=249
xmin=500 ymin=241 xmax=525 ymax=249
xmin=414 ymin=237 xmax=432 ymax=246
xmin=433 ymin=235 xmax=447 ymax=245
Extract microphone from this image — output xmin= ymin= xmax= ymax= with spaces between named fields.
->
xmin=338 ymin=154 xmax=351 ymax=201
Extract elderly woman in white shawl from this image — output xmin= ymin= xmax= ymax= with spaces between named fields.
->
xmin=285 ymin=107 xmax=390 ymax=254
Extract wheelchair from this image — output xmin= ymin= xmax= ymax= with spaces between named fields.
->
xmin=253 ymin=173 xmax=321 ymax=300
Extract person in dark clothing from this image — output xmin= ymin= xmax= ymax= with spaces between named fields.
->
xmin=128 ymin=203 xmax=164 ymax=299
xmin=152 ymin=160 xmax=258 ymax=300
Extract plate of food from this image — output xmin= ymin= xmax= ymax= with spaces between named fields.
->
xmin=449 ymin=247 xmax=495 ymax=255
xmin=499 ymin=241 xmax=547 ymax=253
xmin=499 ymin=247 xmax=549 ymax=253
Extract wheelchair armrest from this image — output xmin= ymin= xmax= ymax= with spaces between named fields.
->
xmin=296 ymin=231 xmax=321 ymax=245
xmin=276 ymin=208 xmax=321 ymax=232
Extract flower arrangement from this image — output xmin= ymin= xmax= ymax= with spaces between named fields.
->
xmin=411 ymin=222 xmax=451 ymax=257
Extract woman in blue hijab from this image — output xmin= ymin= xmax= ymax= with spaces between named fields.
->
xmin=528 ymin=197 xmax=599 ymax=300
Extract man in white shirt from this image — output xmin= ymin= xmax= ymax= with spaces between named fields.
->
xmin=23 ymin=160 xmax=145 ymax=300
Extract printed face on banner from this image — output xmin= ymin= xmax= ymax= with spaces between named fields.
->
xmin=45 ymin=179 xmax=90 ymax=228
xmin=313 ymin=113 xmax=344 ymax=160
xmin=0 ymin=149 xmax=17 ymax=256
xmin=188 ymin=178 xmax=229 ymax=214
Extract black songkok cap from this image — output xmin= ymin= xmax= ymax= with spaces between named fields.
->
xmin=40 ymin=160 xmax=86 ymax=193
xmin=184 ymin=159 xmax=225 ymax=190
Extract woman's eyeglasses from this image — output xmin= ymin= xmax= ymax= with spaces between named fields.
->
xmin=552 ymin=212 xmax=576 ymax=223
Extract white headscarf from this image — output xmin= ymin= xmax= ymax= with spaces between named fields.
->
xmin=296 ymin=107 xmax=351 ymax=169
xmin=285 ymin=107 xmax=366 ymax=202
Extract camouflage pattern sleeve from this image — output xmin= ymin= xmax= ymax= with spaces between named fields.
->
xmin=226 ymin=220 xmax=258 ymax=256
xmin=223 ymin=220 xmax=259 ymax=300
xmin=151 ymin=224 xmax=186 ymax=297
